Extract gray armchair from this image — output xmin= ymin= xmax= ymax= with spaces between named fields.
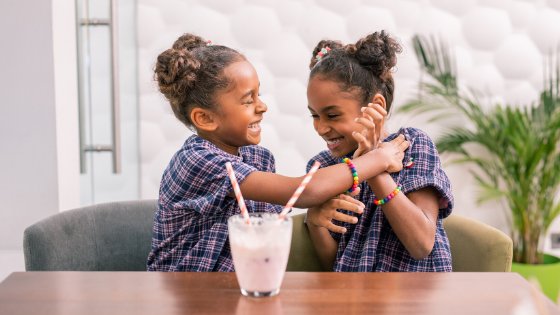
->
xmin=24 ymin=200 xmax=512 ymax=272
xmin=23 ymin=200 xmax=157 ymax=271
xmin=287 ymin=213 xmax=513 ymax=272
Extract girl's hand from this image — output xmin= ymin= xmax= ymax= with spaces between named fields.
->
xmin=352 ymin=103 xmax=387 ymax=159
xmin=306 ymin=191 xmax=364 ymax=234
xmin=378 ymin=134 xmax=409 ymax=173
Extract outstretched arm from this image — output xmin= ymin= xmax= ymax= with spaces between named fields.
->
xmin=237 ymin=136 xmax=408 ymax=208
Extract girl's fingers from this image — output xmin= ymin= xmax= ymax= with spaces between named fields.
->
xmin=332 ymin=211 xmax=358 ymax=224
xmin=331 ymin=199 xmax=364 ymax=215
xmin=362 ymin=106 xmax=386 ymax=122
xmin=352 ymin=131 xmax=371 ymax=157
xmin=352 ymin=130 xmax=365 ymax=142
xmin=362 ymin=128 xmax=376 ymax=149
xmin=337 ymin=193 xmax=365 ymax=210
xmin=368 ymin=103 xmax=388 ymax=116
xmin=363 ymin=104 xmax=386 ymax=147
xmin=390 ymin=134 xmax=405 ymax=145
xmin=399 ymin=139 xmax=410 ymax=150
xmin=375 ymin=117 xmax=384 ymax=147
xmin=372 ymin=125 xmax=379 ymax=149
xmin=355 ymin=117 xmax=376 ymax=129
xmin=326 ymin=222 xmax=347 ymax=234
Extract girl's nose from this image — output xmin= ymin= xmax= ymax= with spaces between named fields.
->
xmin=315 ymin=119 xmax=330 ymax=135
xmin=256 ymin=98 xmax=267 ymax=113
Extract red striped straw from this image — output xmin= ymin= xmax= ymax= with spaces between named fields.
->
xmin=225 ymin=162 xmax=250 ymax=223
xmin=279 ymin=161 xmax=321 ymax=217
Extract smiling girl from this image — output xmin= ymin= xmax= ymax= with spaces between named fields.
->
xmin=305 ymin=31 xmax=454 ymax=271
xmin=146 ymin=33 xmax=410 ymax=272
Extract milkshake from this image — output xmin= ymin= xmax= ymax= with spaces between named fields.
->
xmin=228 ymin=213 xmax=292 ymax=297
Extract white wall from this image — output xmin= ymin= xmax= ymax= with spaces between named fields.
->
xmin=0 ymin=0 xmax=80 ymax=280
xmin=53 ymin=0 xmax=81 ymax=211
xmin=136 ymin=0 xmax=560 ymax=255
xmin=0 ymin=0 xmax=59 ymax=278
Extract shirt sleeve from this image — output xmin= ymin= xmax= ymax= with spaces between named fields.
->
xmin=400 ymin=129 xmax=454 ymax=218
xmin=162 ymin=146 xmax=257 ymax=216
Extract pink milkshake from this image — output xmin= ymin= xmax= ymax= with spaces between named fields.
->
xmin=228 ymin=213 xmax=292 ymax=297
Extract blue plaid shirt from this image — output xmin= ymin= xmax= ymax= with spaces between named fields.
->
xmin=307 ymin=128 xmax=454 ymax=272
xmin=147 ymin=135 xmax=282 ymax=271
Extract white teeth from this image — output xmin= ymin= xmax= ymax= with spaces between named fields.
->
xmin=326 ymin=138 xmax=342 ymax=144
xmin=248 ymin=123 xmax=260 ymax=129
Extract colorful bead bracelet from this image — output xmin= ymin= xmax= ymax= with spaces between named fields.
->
xmin=373 ymin=186 xmax=402 ymax=206
xmin=342 ymin=157 xmax=359 ymax=193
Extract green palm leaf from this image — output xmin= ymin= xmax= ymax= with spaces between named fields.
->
xmin=401 ymin=35 xmax=560 ymax=264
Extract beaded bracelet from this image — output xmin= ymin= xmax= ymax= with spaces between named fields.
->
xmin=342 ymin=157 xmax=359 ymax=193
xmin=373 ymin=186 xmax=402 ymax=206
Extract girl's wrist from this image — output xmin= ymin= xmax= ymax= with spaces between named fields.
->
xmin=351 ymin=150 xmax=388 ymax=186
xmin=370 ymin=172 xmax=390 ymax=185
xmin=374 ymin=149 xmax=391 ymax=172
xmin=368 ymin=172 xmax=396 ymax=197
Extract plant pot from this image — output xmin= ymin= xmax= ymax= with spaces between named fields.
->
xmin=511 ymin=254 xmax=560 ymax=301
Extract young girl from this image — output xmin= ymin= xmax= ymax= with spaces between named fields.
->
xmin=146 ymin=33 xmax=410 ymax=272
xmin=305 ymin=31 xmax=454 ymax=272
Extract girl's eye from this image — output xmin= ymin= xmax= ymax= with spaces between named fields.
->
xmin=310 ymin=114 xmax=319 ymax=119
xmin=327 ymin=114 xmax=339 ymax=119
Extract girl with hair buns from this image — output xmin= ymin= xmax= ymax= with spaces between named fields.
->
xmin=305 ymin=31 xmax=454 ymax=271
xmin=147 ymin=33 xmax=410 ymax=272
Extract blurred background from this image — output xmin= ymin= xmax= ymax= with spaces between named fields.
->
xmin=1 ymin=0 xmax=560 ymax=280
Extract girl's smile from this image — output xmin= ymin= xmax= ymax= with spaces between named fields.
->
xmin=205 ymin=60 xmax=267 ymax=155
xmin=307 ymin=77 xmax=364 ymax=157
xmin=248 ymin=120 xmax=262 ymax=135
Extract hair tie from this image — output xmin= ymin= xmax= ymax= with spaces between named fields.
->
xmin=315 ymin=47 xmax=331 ymax=62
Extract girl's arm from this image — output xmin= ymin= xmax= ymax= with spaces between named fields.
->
xmin=305 ymin=193 xmax=364 ymax=270
xmin=306 ymin=223 xmax=337 ymax=270
xmin=367 ymin=173 xmax=439 ymax=260
xmin=353 ymin=104 xmax=441 ymax=260
xmin=237 ymin=136 xmax=408 ymax=208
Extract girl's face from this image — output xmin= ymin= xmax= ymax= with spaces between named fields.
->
xmin=307 ymin=76 xmax=365 ymax=158
xmin=210 ymin=60 xmax=267 ymax=155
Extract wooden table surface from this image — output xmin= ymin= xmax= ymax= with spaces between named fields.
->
xmin=0 ymin=272 xmax=558 ymax=315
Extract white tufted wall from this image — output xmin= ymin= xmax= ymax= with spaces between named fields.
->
xmin=137 ymin=0 xmax=560 ymax=252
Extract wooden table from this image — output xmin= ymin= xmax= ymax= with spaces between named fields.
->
xmin=0 ymin=272 xmax=558 ymax=315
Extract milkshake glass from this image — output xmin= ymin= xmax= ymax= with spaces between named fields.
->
xmin=228 ymin=213 xmax=292 ymax=297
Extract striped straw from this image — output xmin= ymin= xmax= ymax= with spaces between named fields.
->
xmin=225 ymin=162 xmax=250 ymax=222
xmin=279 ymin=161 xmax=321 ymax=217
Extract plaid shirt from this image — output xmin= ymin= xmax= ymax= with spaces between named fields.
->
xmin=307 ymin=128 xmax=454 ymax=272
xmin=147 ymin=135 xmax=282 ymax=272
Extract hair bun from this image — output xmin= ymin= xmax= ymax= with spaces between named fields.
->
xmin=172 ymin=33 xmax=208 ymax=51
xmin=154 ymin=48 xmax=200 ymax=101
xmin=309 ymin=39 xmax=343 ymax=69
xmin=353 ymin=31 xmax=402 ymax=79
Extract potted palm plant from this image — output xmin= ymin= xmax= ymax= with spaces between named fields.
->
xmin=400 ymin=34 xmax=560 ymax=299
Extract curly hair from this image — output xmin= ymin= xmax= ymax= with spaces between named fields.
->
xmin=154 ymin=33 xmax=245 ymax=128
xmin=309 ymin=31 xmax=402 ymax=112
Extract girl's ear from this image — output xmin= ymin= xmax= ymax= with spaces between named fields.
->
xmin=371 ymin=93 xmax=387 ymax=110
xmin=190 ymin=108 xmax=218 ymax=132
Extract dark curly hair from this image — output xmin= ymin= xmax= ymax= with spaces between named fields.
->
xmin=154 ymin=33 xmax=245 ymax=128
xmin=309 ymin=31 xmax=402 ymax=112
